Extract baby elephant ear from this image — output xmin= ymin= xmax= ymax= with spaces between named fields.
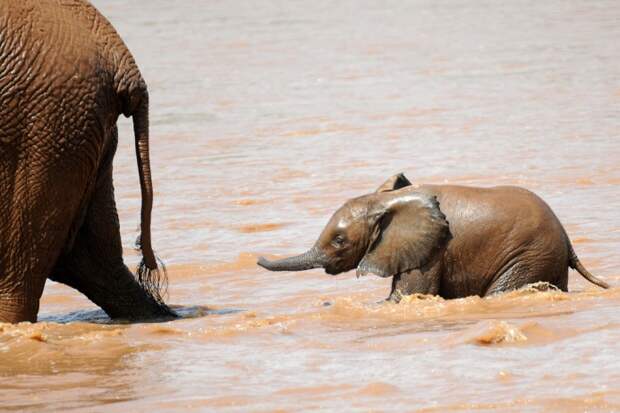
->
xmin=357 ymin=192 xmax=449 ymax=278
xmin=375 ymin=173 xmax=412 ymax=193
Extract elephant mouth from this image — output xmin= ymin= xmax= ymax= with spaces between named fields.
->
xmin=324 ymin=257 xmax=358 ymax=276
xmin=324 ymin=266 xmax=339 ymax=276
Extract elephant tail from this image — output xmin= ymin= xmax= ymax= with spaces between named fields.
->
xmin=568 ymin=243 xmax=610 ymax=289
xmin=132 ymin=90 xmax=169 ymax=305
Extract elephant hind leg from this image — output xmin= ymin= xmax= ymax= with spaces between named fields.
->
xmin=0 ymin=154 xmax=69 ymax=323
xmin=0 ymin=293 xmax=43 ymax=323
xmin=50 ymin=258 xmax=173 ymax=320
xmin=49 ymin=149 xmax=175 ymax=321
xmin=0 ymin=232 xmax=48 ymax=322
xmin=484 ymin=259 xmax=568 ymax=297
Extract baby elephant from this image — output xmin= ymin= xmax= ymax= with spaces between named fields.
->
xmin=258 ymin=173 xmax=609 ymax=301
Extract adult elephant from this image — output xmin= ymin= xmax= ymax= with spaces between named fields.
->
xmin=0 ymin=0 xmax=175 ymax=322
xmin=258 ymin=174 xmax=609 ymax=300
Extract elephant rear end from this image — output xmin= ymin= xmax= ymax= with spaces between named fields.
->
xmin=422 ymin=185 xmax=571 ymax=296
xmin=0 ymin=0 xmax=171 ymax=322
xmin=0 ymin=1 xmax=117 ymax=320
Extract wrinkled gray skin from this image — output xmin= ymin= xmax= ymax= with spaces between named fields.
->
xmin=258 ymin=174 xmax=609 ymax=301
xmin=0 ymin=0 xmax=175 ymax=322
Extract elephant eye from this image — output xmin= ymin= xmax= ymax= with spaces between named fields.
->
xmin=331 ymin=235 xmax=345 ymax=248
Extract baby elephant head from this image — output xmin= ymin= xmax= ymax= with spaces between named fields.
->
xmin=258 ymin=174 xmax=450 ymax=279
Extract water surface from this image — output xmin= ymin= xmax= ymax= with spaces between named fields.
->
xmin=1 ymin=1 xmax=619 ymax=411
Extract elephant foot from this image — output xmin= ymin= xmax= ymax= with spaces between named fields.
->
xmin=101 ymin=285 xmax=177 ymax=321
xmin=386 ymin=289 xmax=403 ymax=303
xmin=50 ymin=262 xmax=177 ymax=322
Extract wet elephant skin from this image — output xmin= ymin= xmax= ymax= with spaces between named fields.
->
xmin=0 ymin=0 xmax=174 ymax=322
xmin=259 ymin=173 xmax=609 ymax=300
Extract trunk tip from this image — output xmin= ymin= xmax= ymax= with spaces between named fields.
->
xmin=257 ymin=256 xmax=270 ymax=269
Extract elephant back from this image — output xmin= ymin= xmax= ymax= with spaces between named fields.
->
xmin=0 ymin=1 xmax=114 ymax=149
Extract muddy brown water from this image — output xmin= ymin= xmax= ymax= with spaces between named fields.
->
xmin=2 ymin=1 xmax=620 ymax=411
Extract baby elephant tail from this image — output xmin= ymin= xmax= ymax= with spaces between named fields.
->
xmin=568 ymin=243 xmax=610 ymax=289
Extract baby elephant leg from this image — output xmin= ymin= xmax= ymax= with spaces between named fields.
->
xmin=485 ymin=260 xmax=568 ymax=296
xmin=387 ymin=268 xmax=441 ymax=302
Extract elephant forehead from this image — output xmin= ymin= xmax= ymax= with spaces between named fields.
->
xmin=336 ymin=218 xmax=349 ymax=229
xmin=335 ymin=204 xmax=367 ymax=223
xmin=325 ymin=213 xmax=351 ymax=231
xmin=336 ymin=212 xmax=368 ymax=231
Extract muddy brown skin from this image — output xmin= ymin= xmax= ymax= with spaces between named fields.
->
xmin=0 ymin=0 xmax=175 ymax=322
xmin=258 ymin=173 xmax=609 ymax=301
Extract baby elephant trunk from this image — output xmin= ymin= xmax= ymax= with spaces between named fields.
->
xmin=257 ymin=248 xmax=325 ymax=272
